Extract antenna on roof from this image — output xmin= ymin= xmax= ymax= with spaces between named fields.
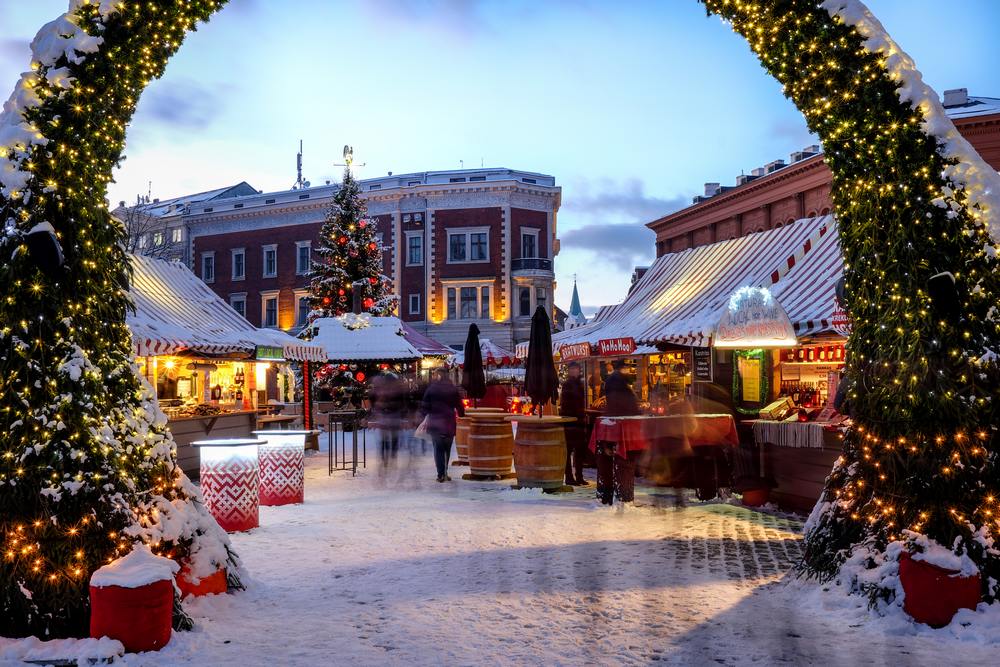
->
xmin=292 ymin=140 xmax=307 ymax=190
xmin=147 ymin=181 xmax=152 ymax=202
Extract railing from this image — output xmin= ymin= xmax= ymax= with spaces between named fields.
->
xmin=511 ymin=257 xmax=553 ymax=272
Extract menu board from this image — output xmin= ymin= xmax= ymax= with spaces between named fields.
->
xmin=692 ymin=347 xmax=712 ymax=382
xmin=738 ymin=356 xmax=762 ymax=403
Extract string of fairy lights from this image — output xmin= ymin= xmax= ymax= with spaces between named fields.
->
xmin=701 ymin=0 xmax=999 ymax=596
xmin=1 ymin=0 xmax=232 ymax=637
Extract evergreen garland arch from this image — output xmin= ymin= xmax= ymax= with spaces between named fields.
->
xmin=1 ymin=0 xmax=998 ymax=637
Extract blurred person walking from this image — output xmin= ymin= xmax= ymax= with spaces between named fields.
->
xmin=595 ymin=358 xmax=641 ymax=504
xmin=559 ymin=361 xmax=588 ymax=486
xmin=420 ymin=368 xmax=465 ymax=482
xmin=370 ymin=371 xmax=405 ymax=478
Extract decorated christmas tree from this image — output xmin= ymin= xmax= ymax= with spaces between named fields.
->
xmin=0 ymin=1 xmax=238 ymax=638
xmin=309 ymin=168 xmax=396 ymax=318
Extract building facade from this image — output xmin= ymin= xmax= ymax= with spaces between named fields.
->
xmin=647 ymin=90 xmax=1000 ymax=255
xmin=132 ymin=168 xmax=561 ymax=350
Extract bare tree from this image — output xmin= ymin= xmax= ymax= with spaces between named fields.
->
xmin=113 ymin=198 xmax=184 ymax=261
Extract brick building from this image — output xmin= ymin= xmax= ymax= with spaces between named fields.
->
xmin=128 ymin=168 xmax=561 ymax=350
xmin=648 ymin=90 xmax=1000 ymax=255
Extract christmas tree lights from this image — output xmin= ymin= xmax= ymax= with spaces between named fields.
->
xmin=0 ymin=1 xmax=237 ymax=638
xmin=308 ymin=167 xmax=396 ymax=319
xmin=701 ymin=0 xmax=1000 ymax=602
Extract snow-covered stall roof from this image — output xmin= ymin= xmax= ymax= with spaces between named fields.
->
xmin=400 ymin=321 xmax=454 ymax=358
xmin=549 ymin=215 xmax=841 ymax=351
xmin=128 ymin=255 xmax=326 ymax=361
xmin=309 ymin=315 xmax=422 ymax=362
xmin=451 ymin=338 xmax=519 ymax=368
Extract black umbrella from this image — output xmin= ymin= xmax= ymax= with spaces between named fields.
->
xmin=461 ymin=323 xmax=486 ymax=406
xmin=525 ymin=305 xmax=558 ymax=416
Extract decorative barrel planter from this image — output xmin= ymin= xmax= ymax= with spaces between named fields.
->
xmin=467 ymin=412 xmax=514 ymax=477
xmin=457 ymin=408 xmax=506 ymax=464
xmin=194 ymin=438 xmax=264 ymax=532
xmin=509 ymin=416 xmax=574 ymax=489
xmin=899 ymin=551 xmax=981 ymax=628
xmin=175 ymin=562 xmax=228 ymax=598
xmin=252 ymin=430 xmax=315 ymax=506
xmin=90 ymin=545 xmax=178 ymax=653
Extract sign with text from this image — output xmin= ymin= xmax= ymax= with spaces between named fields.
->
xmin=692 ymin=346 xmax=713 ymax=382
xmin=597 ymin=337 xmax=637 ymax=356
xmin=255 ymin=345 xmax=286 ymax=362
xmin=559 ymin=342 xmax=592 ymax=361
xmin=831 ymin=300 xmax=852 ymax=336
xmin=714 ymin=286 xmax=797 ymax=348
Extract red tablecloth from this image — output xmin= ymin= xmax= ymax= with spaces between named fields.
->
xmin=589 ymin=414 xmax=739 ymax=459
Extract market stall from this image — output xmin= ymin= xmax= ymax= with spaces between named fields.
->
xmin=128 ymin=255 xmax=326 ymax=477
xmin=547 ymin=215 xmax=847 ymax=506
xmin=452 ymin=338 xmax=522 ymax=410
xmin=400 ymin=321 xmax=454 ymax=382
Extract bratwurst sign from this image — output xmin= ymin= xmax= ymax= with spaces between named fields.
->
xmin=713 ymin=286 xmax=797 ymax=348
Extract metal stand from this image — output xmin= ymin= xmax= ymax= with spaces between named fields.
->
xmin=327 ymin=410 xmax=367 ymax=476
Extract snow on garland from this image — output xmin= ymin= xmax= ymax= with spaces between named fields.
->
xmin=339 ymin=312 xmax=372 ymax=331
xmin=821 ymin=0 xmax=1000 ymax=249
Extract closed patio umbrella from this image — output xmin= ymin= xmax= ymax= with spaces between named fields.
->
xmin=524 ymin=305 xmax=558 ymax=416
xmin=461 ymin=323 xmax=486 ymax=406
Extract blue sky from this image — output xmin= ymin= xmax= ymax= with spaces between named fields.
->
xmin=1 ymin=0 xmax=998 ymax=313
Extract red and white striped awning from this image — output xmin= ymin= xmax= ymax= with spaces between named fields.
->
xmin=551 ymin=215 xmax=842 ymax=350
xmin=127 ymin=255 xmax=326 ymax=362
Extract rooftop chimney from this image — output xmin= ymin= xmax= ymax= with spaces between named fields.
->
xmin=765 ymin=160 xmax=786 ymax=174
xmin=942 ymin=88 xmax=969 ymax=107
xmin=704 ymin=182 xmax=721 ymax=197
xmin=751 ymin=167 xmax=766 ymax=178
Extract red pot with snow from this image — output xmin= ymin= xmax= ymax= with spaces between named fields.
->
xmin=741 ymin=488 xmax=770 ymax=507
xmin=90 ymin=545 xmax=179 ymax=653
xmin=899 ymin=551 xmax=981 ymax=628
xmin=176 ymin=562 xmax=228 ymax=598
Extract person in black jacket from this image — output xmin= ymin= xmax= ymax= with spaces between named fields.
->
xmin=604 ymin=359 xmax=640 ymax=417
xmin=420 ymin=368 xmax=465 ymax=482
xmin=559 ymin=362 xmax=588 ymax=486
xmin=596 ymin=358 xmax=641 ymax=504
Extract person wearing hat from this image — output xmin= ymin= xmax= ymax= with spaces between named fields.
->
xmin=558 ymin=361 xmax=588 ymax=486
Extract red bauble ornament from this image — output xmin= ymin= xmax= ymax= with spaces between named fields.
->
xmin=356 ymin=372 xmax=366 ymax=383
xmin=338 ymin=289 xmax=345 ymax=296
xmin=338 ymin=236 xmax=348 ymax=244
xmin=359 ymin=220 xmax=367 ymax=229
xmin=363 ymin=297 xmax=374 ymax=310
xmin=339 ymin=364 xmax=348 ymax=371
xmin=367 ymin=242 xmax=377 ymax=251
xmin=369 ymin=277 xmax=378 ymax=284
xmin=349 ymin=250 xmax=358 ymax=258
xmin=322 ymin=297 xmax=331 ymax=305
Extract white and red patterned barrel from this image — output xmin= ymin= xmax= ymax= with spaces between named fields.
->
xmin=252 ymin=430 xmax=315 ymax=506
xmin=194 ymin=439 xmax=264 ymax=533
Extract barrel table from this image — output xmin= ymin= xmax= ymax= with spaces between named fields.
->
xmin=508 ymin=415 xmax=575 ymax=490
xmin=465 ymin=411 xmax=515 ymax=479
xmin=455 ymin=407 xmax=506 ymax=465
xmin=252 ymin=430 xmax=317 ymax=506
xmin=193 ymin=438 xmax=264 ymax=532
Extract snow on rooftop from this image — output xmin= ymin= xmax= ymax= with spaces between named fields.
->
xmin=309 ymin=315 xmax=422 ymax=362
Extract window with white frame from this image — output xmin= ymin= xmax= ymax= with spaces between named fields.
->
xmin=171 ymin=227 xmax=183 ymax=243
xmin=262 ymin=244 xmax=277 ymax=278
xmin=406 ymin=233 xmax=423 ymax=266
xmin=445 ymin=282 xmax=492 ymax=320
xmin=230 ymin=293 xmax=246 ymax=319
xmin=138 ymin=235 xmax=148 ymax=249
xmin=152 ymin=231 xmax=164 ymax=247
xmin=296 ymin=241 xmax=311 ymax=275
xmin=409 ymin=293 xmax=421 ymax=315
xmin=201 ymin=252 xmax=215 ymax=283
xmin=261 ymin=291 xmax=279 ymax=328
xmin=521 ymin=229 xmax=539 ymax=258
xmin=447 ymin=228 xmax=489 ymax=263
xmin=231 ymin=248 xmax=245 ymax=280
xmin=294 ymin=290 xmax=310 ymax=326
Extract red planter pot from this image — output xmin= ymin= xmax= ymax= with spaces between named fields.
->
xmin=90 ymin=579 xmax=173 ymax=653
xmin=741 ymin=488 xmax=770 ymax=507
xmin=899 ymin=551 xmax=981 ymax=628
xmin=176 ymin=563 xmax=228 ymax=598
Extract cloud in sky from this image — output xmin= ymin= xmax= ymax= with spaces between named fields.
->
xmin=560 ymin=223 xmax=654 ymax=272
xmin=0 ymin=38 xmax=30 ymax=65
xmin=136 ymin=80 xmax=232 ymax=131
xmin=563 ymin=177 xmax=689 ymax=224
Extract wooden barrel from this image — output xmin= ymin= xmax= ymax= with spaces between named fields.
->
xmin=467 ymin=414 xmax=514 ymax=477
xmin=455 ymin=417 xmax=471 ymax=463
xmin=511 ymin=417 xmax=574 ymax=489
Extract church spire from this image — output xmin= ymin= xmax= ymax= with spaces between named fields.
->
xmin=567 ymin=277 xmax=586 ymax=328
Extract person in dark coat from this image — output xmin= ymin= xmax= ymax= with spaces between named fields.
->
xmin=421 ymin=368 xmax=465 ymax=482
xmin=596 ymin=358 xmax=641 ymax=504
xmin=559 ymin=362 xmax=588 ymax=486
xmin=370 ymin=372 xmax=405 ymax=474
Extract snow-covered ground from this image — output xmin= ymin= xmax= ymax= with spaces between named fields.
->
xmin=4 ymin=430 xmax=1000 ymax=666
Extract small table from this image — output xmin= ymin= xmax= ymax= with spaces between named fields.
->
xmin=193 ymin=438 xmax=264 ymax=532
xmin=252 ymin=430 xmax=317 ymax=506
xmin=256 ymin=414 xmax=298 ymax=430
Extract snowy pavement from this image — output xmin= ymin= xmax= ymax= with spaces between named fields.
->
xmin=4 ymin=431 xmax=1000 ymax=666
